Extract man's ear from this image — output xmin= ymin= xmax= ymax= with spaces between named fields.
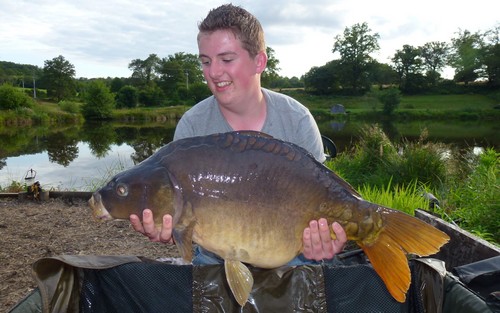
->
xmin=255 ymin=51 xmax=268 ymax=74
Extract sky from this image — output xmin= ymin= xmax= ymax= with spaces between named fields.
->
xmin=1 ymin=0 xmax=498 ymax=79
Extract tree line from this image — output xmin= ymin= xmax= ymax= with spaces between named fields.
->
xmin=0 ymin=22 xmax=498 ymax=113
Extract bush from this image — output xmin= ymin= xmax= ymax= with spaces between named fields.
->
xmin=376 ymin=87 xmax=401 ymax=115
xmin=58 ymin=100 xmax=80 ymax=114
xmin=116 ymin=85 xmax=139 ymax=109
xmin=446 ymin=148 xmax=499 ymax=243
xmin=0 ymin=84 xmax=34 ymax=110
xmin=81 ymin=80 xmax=115 ymax=119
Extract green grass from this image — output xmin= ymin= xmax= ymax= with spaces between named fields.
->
xmin=284 ymin=90 xmax=499 ymax=121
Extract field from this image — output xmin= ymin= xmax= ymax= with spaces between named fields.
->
xmin=0 ymin=197 xmax=180 ymax=311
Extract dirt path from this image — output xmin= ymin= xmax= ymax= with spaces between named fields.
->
xmin=0 ymin=197 xmax=179 ymax=310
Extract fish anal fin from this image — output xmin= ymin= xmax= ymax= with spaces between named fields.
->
xmin=360 ymin=233 xmax=410 ymax=303
xmin=172 ymin=200 xmax=196 ymax=262
xmin=224 ymin=259 xmax=254 ymax=307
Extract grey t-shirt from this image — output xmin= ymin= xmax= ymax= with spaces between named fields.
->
xmin=174 ymin=88 xmax=325 ymax=163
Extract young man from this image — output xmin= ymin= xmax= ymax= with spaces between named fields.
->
xmin=130 ymin=4 xmax=347 ymax=264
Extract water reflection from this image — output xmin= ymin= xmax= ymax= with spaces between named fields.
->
xmin=0 ymin=119 xmax=498 ymax=191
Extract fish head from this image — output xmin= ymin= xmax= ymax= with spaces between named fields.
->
xmin=88 ymin=162 xmax=175 ymax=226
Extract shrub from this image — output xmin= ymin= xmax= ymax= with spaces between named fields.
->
xmin=58 ymin=100 xmax=80 ymax=114
xmin=81 ymin=80 xmax=115 ymax=119
xmin=446 ymin=148 xmax=499 ymax=243
xmin=116 ymin=85 xmax=139 ymax=109
xmin=0 ymin=84 xmax=34 ymax=110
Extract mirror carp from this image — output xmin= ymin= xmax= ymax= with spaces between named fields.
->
xmin=89 ymin=131 xmax=449 ymax=306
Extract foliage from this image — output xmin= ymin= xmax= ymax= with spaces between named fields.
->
xmin=0 ymin=180 xmax=27 ymax=192
xmin=139 ymin=85 xmax=166 ymax=107
xmin=186 ymin=82 xmax=212 ymax=104
xmin=421 ymin=41 xmax=449 ymax=87
xmin=332 ymin=22 xmax=380 ymax=94
xmin=0 ymin=61 xmax=43 ymax=88
xmin=329 ymin=125 xmax=448 ymax=191
xmin=328 ymin=124 xmax=498 ymax=244
xmin=303 ymin=60 xmax=342 ymax=94
xmin=448 ymin=30 xmax=483 ymax=85
xmin=81 ymin=80 xmax=115 ymax=119
xmin=42 ymin=55 xmax=76 ymax=101
xmin=58 ymin=100 xmax=80 ymax=114
xmin=129 ymin=53 xmax=160 ymax=87
xmin=157 ymin=52 xmax=204 ymax=101
xmin=445 ymin=148 xmax=499 ymax=243
xmin=376 ymin=87 xmax=401 ymax=115
xmin=116 ymin=85 xmax=139 ymax=109
xmin=261 ymin=47 xmax=281 ymax=88
xmin=358 ymin=180 xmax=431 ymax=215
xmin=0 ymin=83 xmax=34 ymax=110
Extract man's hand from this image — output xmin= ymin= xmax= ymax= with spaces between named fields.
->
xmin=129 ymin=209 xmax=174 ymax=244
xmin=302 ymin=218 xmax=347 ymax=261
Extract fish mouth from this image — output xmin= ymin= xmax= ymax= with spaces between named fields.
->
xmin=89 ymin=193 xmax=113 ymax=221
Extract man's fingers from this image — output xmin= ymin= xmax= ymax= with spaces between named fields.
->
xmin=318 ymin=218 xmax=334 ymax=259
xmin=159 ymin=214 xmax=174 ymax=244
xmin=331 ymin=222 xmax=347 ymax=254
xmin=129 ymin=214 xmax=144 ymax=233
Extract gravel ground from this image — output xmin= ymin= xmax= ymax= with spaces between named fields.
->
xmin=0 ymin=197 xmax=179 ymax=311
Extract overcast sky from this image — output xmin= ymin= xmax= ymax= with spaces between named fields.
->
xmin=1 ymin=0 xmax=498 ymax=79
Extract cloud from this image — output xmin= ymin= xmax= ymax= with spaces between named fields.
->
xmin=1 ymin=0 xmax=498 ymax=78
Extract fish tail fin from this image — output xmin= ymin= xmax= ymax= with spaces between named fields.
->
xmin=360 ymin=209 xmax=449 ymax=303
xmin=224 ymin=260 xmax=254 ymax=307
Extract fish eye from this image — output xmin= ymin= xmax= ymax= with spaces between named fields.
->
xmin=116 ymin=183 xmax=128 ymax=197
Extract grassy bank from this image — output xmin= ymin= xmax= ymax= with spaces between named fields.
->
xmin=285 ymin=91 xmax=500 ymax=121
xmin=1 ymin=92 xmax=499 ymax=127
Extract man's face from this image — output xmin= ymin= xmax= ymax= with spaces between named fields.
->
xmin=198 ymin=29 xmax=264 ymax=107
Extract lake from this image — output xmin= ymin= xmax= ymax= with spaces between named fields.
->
xmin=0 ymin=119 xmax=498 ymax=191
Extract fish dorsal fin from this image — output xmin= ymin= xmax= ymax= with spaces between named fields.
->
xmin=224 ymin=259 xmax=254 ymax=307
xmin=234 ymin=130 xmax=274 ymax=139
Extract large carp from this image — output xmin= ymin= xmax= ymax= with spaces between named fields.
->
xmin=89 ymin=131 xmax=449 ymax=306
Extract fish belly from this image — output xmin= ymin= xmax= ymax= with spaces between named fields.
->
xmin=191 ymin=201 xmax=305 ymax=268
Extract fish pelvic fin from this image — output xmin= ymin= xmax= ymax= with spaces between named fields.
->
xmin=359 ymin=209 xmax=450 ymax=303
xmin=224 ymin=259 xmax=254 ymax=307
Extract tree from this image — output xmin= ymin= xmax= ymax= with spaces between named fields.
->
xmin=128 ymin=54 xmax=160 ymax=87
xmin=480 ymin=24 xmax=500 ymax=86
xmin=368 ymin=61 xmax=399 ymax=87
xmin=448 ymin=29 xmax=483 ymax=85
xmin=332 ymin=22 xmax=380 ymax=94
xmin=420 ymin=41 xmax=449 ymax=87
xmin=391 ymin=45 xmax=425 ymax=93
xmin=261 ymin=47 xmax=281 ymax=88
xmin=81 ymin=80 xmax=115 ymax=119
xmin=116 ymin=85 xmax=139 ymax=108
xmin=303 ymin=60 xmax=341 ymax=94
xmin=42 ymin=55 xmax=76 ymax=101
xmin=157 ymin=52 xmax=203 ymax=102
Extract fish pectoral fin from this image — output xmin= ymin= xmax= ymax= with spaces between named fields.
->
xmin=224 ymin=259 xmax=254 ymax=307
xmin=172 ymin=223 xmax=195 ymax=262
xmin=172 ymin=201 xmax=196 ymax=262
